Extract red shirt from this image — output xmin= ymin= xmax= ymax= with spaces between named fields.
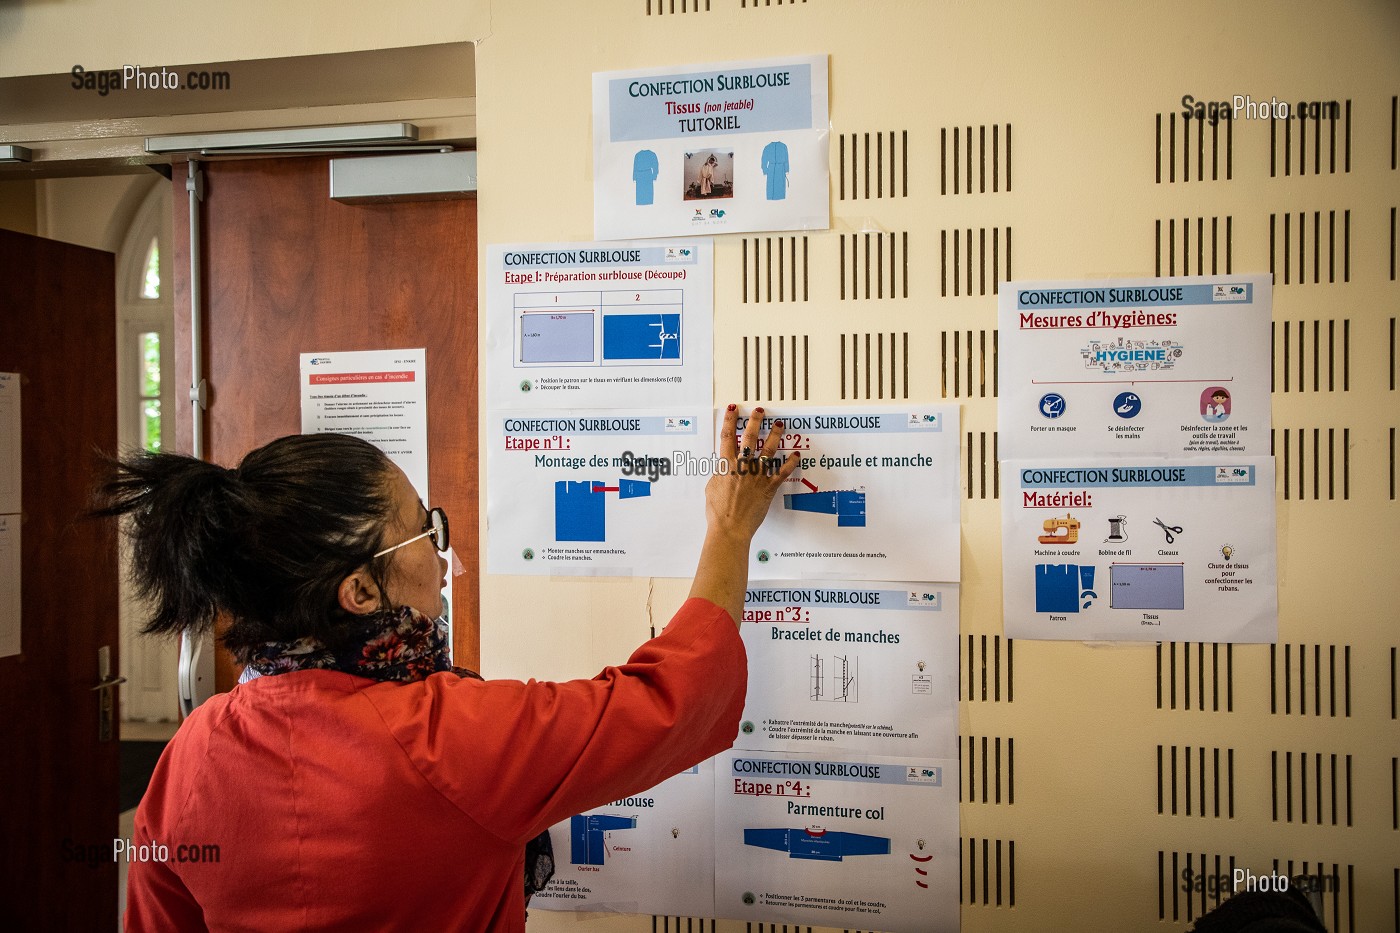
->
xmin=125 ymin=598 xmax=745 ymax=931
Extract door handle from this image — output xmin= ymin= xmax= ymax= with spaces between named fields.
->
xmin=95 ymin=646 xmax=123 ymax=742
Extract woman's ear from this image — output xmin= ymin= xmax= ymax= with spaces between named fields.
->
xmin=337 ymin=568 xmax=383 ymax=616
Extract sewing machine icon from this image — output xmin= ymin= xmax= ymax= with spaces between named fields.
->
xmin=1037 ymin=513 xmax=1080 ymax=544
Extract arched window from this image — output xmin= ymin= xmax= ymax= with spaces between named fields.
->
xmin=117 ymin=179 xmax=178 ymax=722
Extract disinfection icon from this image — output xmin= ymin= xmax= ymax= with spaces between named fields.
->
xmin=1113 ymin=391 xmax=1142 ymax=419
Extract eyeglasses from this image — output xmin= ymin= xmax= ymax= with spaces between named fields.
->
xmin=373 ymin=506 xmax=449 ymax=558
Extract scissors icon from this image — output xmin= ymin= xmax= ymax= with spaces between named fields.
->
xmin=1153 ymin=517 xmax=1183 ymax=544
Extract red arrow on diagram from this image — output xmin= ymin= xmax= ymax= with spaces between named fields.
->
xmin=591 ymin=485 xmax=620 ymax=493
xmin=800 ymin=478 xmax=818 ymax=492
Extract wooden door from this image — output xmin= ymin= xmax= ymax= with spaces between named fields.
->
xmin=170 ymin=156 xmax=480 ymax=689
xmin=0 ymin=229 xmax=119 ymax=930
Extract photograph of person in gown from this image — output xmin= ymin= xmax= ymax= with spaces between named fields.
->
xmin=683 ymin=150 xmax=734 ymax=200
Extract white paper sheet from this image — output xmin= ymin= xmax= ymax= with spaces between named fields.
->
xmin=0 ymin=514 xmax=19 ymax=658
xmin=1002 ymin=458 xmax=1277 ymax=642
xmin=0 ymin=373 xmax=19 ymax=515
xmin=593 ymin=55 xmax=830 ymax=240
xmin=531 ymin=762 xmax=715 ymax=918
xmin=486 ymin=410 xmax=710 ymax=577
xmin=736 ymin=583 xmax=959 ymax=760
xmin=485 ymin=241 xmax=713 ymax=411
xmin=731 ymin=406 xmax=961 ymax=583
xmin=998 ymin=275 xmax=1271 ymax=460
xmin=299 ymin=349 xmax=430 ymax=501
xmin=714 ymin=750 xmax=958 ymax=933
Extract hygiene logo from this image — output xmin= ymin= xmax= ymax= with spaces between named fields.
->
xmin=1080 ymin=338 xmax=1184 ymax=374
xmin=1213 ymin=466 xmax=1252 ymax=484
xmin=1211 ymin=284 xmax=1249 ymax=302
xmin=664 ymin=247 xmax=693 ymax=262
xmin=905 ymin=412 xmax=941 ymax=430
xmin=664 ymin=416 xmax=694 ymax=432
xmin=905 ymin=590 xmax=941 ymax=608
xmin=905 ymin=766 xmax=941 ymax=785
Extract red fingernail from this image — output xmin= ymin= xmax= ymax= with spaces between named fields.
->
xmin=755 ymin=407 xmax=764 ymax=413
xmin=727 ymin=403 xmax=736 ymax=411
xmin=774 ymin=419 xmax=784 ymax=428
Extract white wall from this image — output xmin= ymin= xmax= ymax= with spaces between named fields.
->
xmin=0 ymin=0 xmax=487 ymax=77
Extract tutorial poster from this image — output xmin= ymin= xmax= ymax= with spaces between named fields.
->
xmin=721 ymin=406 xmax=961 ymax=583
xmin=998 ymin=275 xmax=1271 ymax=460
xmin=713 ymin=750 xmax=958 ymax=933
xmin=593 ymin=54 xmax=830 ymax=240
xmin=737 ymin=584 xmax=959 ymax=761
xmin=1002 ymin=459 xmax=1278 ymax=642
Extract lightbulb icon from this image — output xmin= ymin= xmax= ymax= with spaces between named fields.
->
xmin=1221 ymin=544 xmax=1234 ymax=561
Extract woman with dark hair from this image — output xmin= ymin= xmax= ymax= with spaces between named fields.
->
xmin=102 ymin=405 xmax=795 ymax=931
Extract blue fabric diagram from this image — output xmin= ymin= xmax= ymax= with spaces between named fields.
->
xmin=602 ymin=313 xmax=681 ymax=361
xmin=633 ymin=149 xmax=659 ymax=205
xmin=783 ymin=489 xmax=866 ymax=527
xmin=743 ymin=828 xmax=890 ymax=861
xmin=1035 ymin=564 xmax=1081 ymax=613
xmin=571 ymin=814 xmax=638 ymax=865
xmin=761 ymin=141 xmax=790 ymax=200
xmin=555 ymin=479 xmax=652 ymax=541
xmin=556 ymin=481 xmax=606 ymax=542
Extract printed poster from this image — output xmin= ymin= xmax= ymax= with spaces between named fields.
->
xmin=729 ymin=406 xmax=960 ymax=583
xmin=485 ymin=241 xmax=713 ymax=410
xmin=0 ymin=515 xmax=18 ymax=658
xmin=486 ymin=409 xmax=710 ymax=577
xmin=737 ymin=584 xmax=958 ymax=760
xmin=299 ymin=349 xmax=430 ymax=500
xmin=594 ymin=55 xmax=830 ymax=240
xmin=998 ymin=275 xmax=1271 ymax=460
xmin=1003 ymin=458 xmax=1277 ymax=642
xmin=0 ymin=372 xmax=18 ymax=515
xmin=532 ymin=762 xmax=715 ymax=918
xmin=714 ymin=750 xmax=958 ymax=933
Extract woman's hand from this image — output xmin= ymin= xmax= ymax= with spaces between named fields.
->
xmin=705 ymin=405 xmax=800 ymax=544
xmin=689 ymin=405 xmax=799 ymax=626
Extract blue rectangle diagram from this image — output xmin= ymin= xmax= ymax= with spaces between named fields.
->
xmin=1035 ymin=564 xmax=1081 ymax=613
xmin=602 ymin=313 xmax=680 ymax=361
xmin=555 ymin=481 xmax=605 ymax=542
xmin=785 ymin=490 xmax=867 ymax=528
xmin=521 ymin=312 xmax=595 ymax=363
xmin=1110 ymin=564 xmax=1186 ymax=610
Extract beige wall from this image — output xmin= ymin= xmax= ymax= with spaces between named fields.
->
xmin=473 ymin=2 xmax=1400 ymax=931
xmin=0 ymin=0 xmax=487 ymax=78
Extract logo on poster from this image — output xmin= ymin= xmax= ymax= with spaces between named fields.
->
xmin=906 ymin=412 xmax=941 ymax=429
xmin=1214 ymin=466 xmax=1251 ymax=483
xmin=1212 ymin=284 xmax=1248 ymax=301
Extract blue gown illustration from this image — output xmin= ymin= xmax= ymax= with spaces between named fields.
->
xmin=633 ymin=149 xmax=659 ymax=206
xmin=761 ymin=140 xmax=790 ymax=200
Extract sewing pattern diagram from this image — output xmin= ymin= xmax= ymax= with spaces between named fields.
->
xmin=744 ymin=828 xmax=890 ymax=862
xmin=810 ymin=654 xmax=858 ymax=702
xmin=571 ymin=814 xmax=639 ymax=865
xmin=555 ymin=479 xmax=651 ymax=542
xmin=784 ymin=488 xmax=866 ymax=527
